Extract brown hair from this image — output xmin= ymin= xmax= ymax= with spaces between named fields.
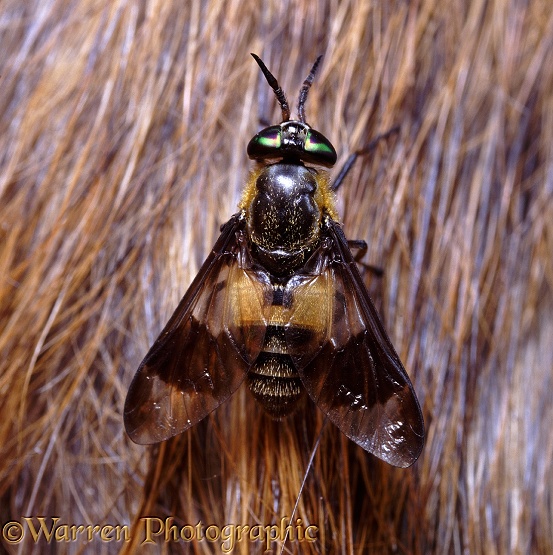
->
xmin=1 ymin=1 xmax=550 ymax=553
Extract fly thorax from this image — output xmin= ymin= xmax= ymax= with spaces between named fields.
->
xmin=247 ymin=163 xmax=321 ymax=275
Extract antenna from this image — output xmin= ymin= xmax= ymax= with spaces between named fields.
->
xmin=251 ymin=53 xmax=291 ymax=122
xmin=297 ymin=55 xmax=323 ymax=123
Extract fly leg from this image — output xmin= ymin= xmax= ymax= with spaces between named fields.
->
xmin=334 ymin=126 xmax=400 ymax=276
xmin=347 ymin=239 xmax=383 ymax=276
xmin=331 ymin=125 xmax=400 ymax=192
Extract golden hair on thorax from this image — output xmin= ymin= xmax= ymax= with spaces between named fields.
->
xmin=1 ymin=1 xmax=551 ymax=554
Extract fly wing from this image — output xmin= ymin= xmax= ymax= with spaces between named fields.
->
xmin=290 ymin=219 xmax=425 ymax=467
xmin=124 ymin=214 xmax=271 ymax=444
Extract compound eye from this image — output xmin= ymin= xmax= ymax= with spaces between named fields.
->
xmin=304 ymin=128 xmax=337 ymax=167
xmin=247 ymin=122 xmax=337 ymax=167
xmin=247 ymin=125 xmax=282 ymax=160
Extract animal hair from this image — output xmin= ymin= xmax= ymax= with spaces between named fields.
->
xmin=0 ymin=1 xmax=551 ymax=553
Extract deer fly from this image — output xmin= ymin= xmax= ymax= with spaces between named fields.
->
xmin=124 ymin=54 xmax=424 ymax=467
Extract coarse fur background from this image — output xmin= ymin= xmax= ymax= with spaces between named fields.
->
xmin=1 ymin=0 xmax=552 ymax=553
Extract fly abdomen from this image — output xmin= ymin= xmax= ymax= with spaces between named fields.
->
xmin=247 ymin=325 xmax=304 ymax=418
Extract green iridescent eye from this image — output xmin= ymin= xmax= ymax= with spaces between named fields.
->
xmin=255 ymin=130 xmax=281 ymax=149
xmin=247 ymin=122 xmax=337 ymax=167
xmin=304 ymin=129 xmax=337 ymax=166
xmin=247 ymin=125 xmax=282 ymax=159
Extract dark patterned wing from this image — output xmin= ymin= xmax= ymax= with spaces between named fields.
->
xmin=124 ymin=214 xmax=271 ymax=444
xmin=290 ymin=219 xmax=425 ymax=467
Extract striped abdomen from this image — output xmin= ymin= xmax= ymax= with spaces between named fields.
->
xmin=247 ymin=323 xmax=304 ymax=419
